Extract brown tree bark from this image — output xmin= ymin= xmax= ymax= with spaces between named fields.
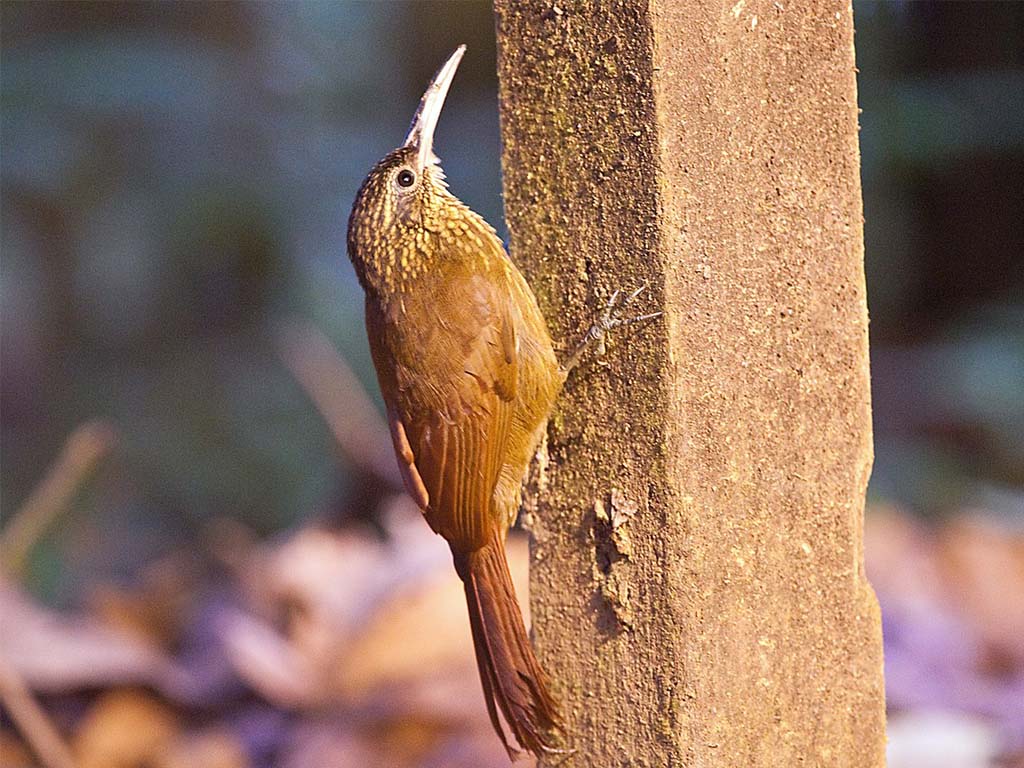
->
xmin=494 ymin=1 xmax=886 ymax=765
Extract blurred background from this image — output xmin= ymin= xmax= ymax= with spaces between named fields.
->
xmin=1 ymin=2 xmax=1022 ymax=767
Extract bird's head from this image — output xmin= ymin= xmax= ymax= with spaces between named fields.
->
xmin=347 ymin=45 xmax=469 ymax=294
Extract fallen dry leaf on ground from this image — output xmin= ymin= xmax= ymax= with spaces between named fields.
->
xmin=74 ymin=689 xmax=180 ymax=768
xmin=0 ymin=584 xmax=194 ymax=700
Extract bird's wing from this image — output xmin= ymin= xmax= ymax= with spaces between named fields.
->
xmin=368 ymin=273 xmax=518 ymax=551
xmin=365 ymin=300 xmax=431 ymax=511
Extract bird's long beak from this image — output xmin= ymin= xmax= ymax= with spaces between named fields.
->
xmin=403 ymin=45 xmax=466 ymax=171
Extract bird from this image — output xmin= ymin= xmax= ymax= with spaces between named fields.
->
xmin=346 ymin=45 xmax=659 ymax=760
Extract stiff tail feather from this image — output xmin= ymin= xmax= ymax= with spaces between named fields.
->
xmin=454 ymin=533 xmax=562 ymax=760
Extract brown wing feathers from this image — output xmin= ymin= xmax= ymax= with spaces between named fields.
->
xmin=367 ymin=273 xmax=562 ymax=757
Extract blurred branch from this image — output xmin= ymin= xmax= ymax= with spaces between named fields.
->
xmin=276 ymin=321 xmax=401 ymax=489
xmin=0 ymin=652 xmax=77 ymax=768
xmin=0 ymin=421 xmax=117 ymax=579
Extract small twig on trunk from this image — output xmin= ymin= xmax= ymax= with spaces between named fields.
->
xmin=0 ymin=421 xmax=116 ymax=578
xmin=0 ymin=652 xmax=77 ymax=768
xmin=276 ymin=320 xmax=401 ymax=490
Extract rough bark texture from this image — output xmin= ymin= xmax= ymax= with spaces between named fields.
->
xmin=494 ymin=1 xmax=886 ymax=766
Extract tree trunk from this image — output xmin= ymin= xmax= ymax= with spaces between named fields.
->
xmin=494 ymin=1 xmax=886 ymax=766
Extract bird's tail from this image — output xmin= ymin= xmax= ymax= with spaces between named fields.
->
xmin=453 ymin=532 xmax=562 ymax=760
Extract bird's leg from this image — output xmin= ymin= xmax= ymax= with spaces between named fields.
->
xmin=559 ymin=284 xmax=662 ymax=377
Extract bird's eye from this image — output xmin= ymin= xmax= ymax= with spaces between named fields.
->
xmin=397 ymin=169 xmax=416 ymax=188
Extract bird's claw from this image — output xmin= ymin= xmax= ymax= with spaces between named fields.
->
xmin=540 ymin=743 xmax=578 ymax=765
xmin=561 ymin=283 xmax=662 ymax=374
xmin=592 ymin=283 xmax=662 ymax=355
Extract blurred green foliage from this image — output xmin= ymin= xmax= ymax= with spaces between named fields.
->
xmin=855 ymin=2 xmax=1024 ymax=512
